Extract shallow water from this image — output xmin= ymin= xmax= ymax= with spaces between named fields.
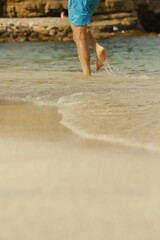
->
xmin=0 ymin=37 xmax=160 ymax=154
xmin=0 ymin=37 xmax=160 ymax=74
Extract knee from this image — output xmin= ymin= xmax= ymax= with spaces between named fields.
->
xmin=78 ymin=28 xmax=87 ymax=41
xmin=72 ymin=26 xmax=88 ymax=43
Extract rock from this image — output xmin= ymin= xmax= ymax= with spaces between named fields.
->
xmin=1 ymin=31 xmax=10 ymax=38
xmin=0 ymin=0 xmax=159 ymax=34
xmin=135 ymin=0 xmax=160 ymax=33
xmin=7 ymin=22 xmax=14 ymax=27
xmin=0 ymin=30 xmax=6 ymax=36
xmin=49 ymin=29 xmax=56 ymax=36
xmin=0 ymin=0 xmax=159 ymax=42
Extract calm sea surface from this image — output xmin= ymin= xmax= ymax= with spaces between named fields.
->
xmin=0 ymin=37 xmax=160 ymax=153
xmin=0 ymin=37 xmax=160 ymax=73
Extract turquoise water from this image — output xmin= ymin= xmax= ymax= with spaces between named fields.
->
xmin=0 ymin=37 xmax=160 ymax=74
xmin=0 ymin=37 xmax=160 ymax=154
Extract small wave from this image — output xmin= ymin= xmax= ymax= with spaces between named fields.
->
xmin=60 ymin=114 xmax=160 ymax=153
xmin=0 ymin=92 xmax=56 ymax=107
xmin=57 ymin=92 xmax=96 ymax=105
xmin=56 ymin=93 xmax=160 ymax=154
xmin=30 ymin=96 xmax=56 ymax=107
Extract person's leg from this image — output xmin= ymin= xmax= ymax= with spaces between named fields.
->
xmin=86 ymin=29 xmax=107 ymax=71
xmin=71 ymin=24 xmax=91 ymax=77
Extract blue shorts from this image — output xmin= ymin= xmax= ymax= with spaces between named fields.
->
xmin=68 ymin=0 xmax=100 ymax=26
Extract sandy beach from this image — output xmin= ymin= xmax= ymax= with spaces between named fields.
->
xmin=1 ymin=100 xmax=160 ymax=240
xmin=0 ymin=34 xmax=160 ymax=239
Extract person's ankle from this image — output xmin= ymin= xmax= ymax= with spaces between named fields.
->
xmin=83 ymin=72 xmax=91 ymax=77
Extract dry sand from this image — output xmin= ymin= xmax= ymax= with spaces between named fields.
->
xmin=0 ymin=101 xmax=160 ymax=240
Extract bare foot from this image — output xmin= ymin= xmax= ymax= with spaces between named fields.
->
xmin=96 ymin=45 xmax=107 ymax=71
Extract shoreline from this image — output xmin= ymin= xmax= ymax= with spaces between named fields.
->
xmin=1 ymin=101 xmax=160 ymax=240
xmin=0 ymin=100 xmax=72 ymax=141
xmin=0 ymin=70 xmax=160 ymax=157
xmin=0 ymin=17 xmax=159 ymax=42
xmin=0 ymin=99 xmax=159 ymax=158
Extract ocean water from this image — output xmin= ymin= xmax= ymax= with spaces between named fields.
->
xmin=0 ymin=37 xmax=160 ymax=154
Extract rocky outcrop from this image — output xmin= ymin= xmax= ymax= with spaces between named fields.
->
xmin=0 ymin=18 xmax=72 ymax=42
xmin=0 ymin=0 xmax=5 ymax=17
xmin=1 ymin=0 xmax=68 ymax=17
xmin=0 ymin=0 xmax=159 ymax=33
xmin=95 ymin=0 xmax=160 ymax=33
xmin=0 ymin=0 xmax=159 ymax=42
xmin=91 ymin=0 xmax=141 ymax=37
xmin=134 ymin=0 xmax=160 ymax=33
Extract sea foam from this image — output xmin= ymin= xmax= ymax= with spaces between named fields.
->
xmin=56 ymin=92 xmax=160 ymax=153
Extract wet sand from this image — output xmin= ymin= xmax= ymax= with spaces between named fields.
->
xmin=0 ymin=101 xmax=160 ymax=239
xmin=0 ymin=101 xmax=70 ymax=140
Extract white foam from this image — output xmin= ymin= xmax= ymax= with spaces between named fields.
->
xmin=60 ymin=115 xmax=160 ymax=153
xmin=56 ymin=93 xmax=160 ymax=154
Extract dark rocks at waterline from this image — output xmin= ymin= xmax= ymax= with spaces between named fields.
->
xmin=0 ymin=18 xmax=158 ymax=42
xmin=0 ymin=19 xmax=73 ymax=42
